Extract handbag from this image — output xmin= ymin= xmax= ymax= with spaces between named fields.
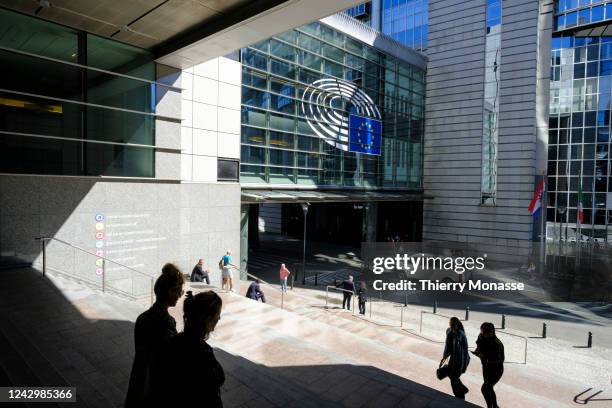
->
xmin=436 ymin=362 xmax=450 ymax=380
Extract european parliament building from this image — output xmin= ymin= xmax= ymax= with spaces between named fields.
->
xmin=0 ymin=3 xmax=427 ymax=285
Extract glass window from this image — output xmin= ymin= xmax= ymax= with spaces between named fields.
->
xmin=270 ymin=39 xmax=296 ymax=62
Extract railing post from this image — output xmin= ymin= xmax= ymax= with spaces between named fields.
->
xmin=291 ymin=275 xmax=294 ymax=290
xmin=400 ymin=306 xmax=404 ymax=328
xmin=352 ymin=294 xmax=355 ymax=315
xmin=102 ymin=259 xmax=106 ymax=293
xmin=369 ymin=297 xmax=372 ymax=319
xmin=419 ymin=311 xmax=423 ymax=333
xmin=42 ymin=238 xmax=47 ymax=277
xmin=501 ymin=314 xmax=506 ymax=329
xmin=542 ymin=323 xmax=547 ymax=338
xmin=587 ymin=331 xmax=592 ymax=348
xmin=281 ymin=290 xmax=284 ymax=310
xmin=465 ymin=306 xmax=470 ymax=321
xmin=325 ymin=286 xmax=329 ymax=308
xmin=315 ymin=273 xmax=318 ymax=286
xmin=433 ymin=300 xmax=438 ymax=314
xmin=524 ymin=338 xmax=528 ymax=364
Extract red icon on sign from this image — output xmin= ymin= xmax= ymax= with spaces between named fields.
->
xmin=95 ymin=231 xmax=104 ymax=240
xmin=95 ymin=249 xmax=104 ymax=257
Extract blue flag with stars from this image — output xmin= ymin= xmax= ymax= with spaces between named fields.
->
xmin=348 ymin=114 xmax=382 ymax=155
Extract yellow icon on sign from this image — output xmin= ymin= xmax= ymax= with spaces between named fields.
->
xmin=95 ymin=258 xmax=104 ymax=267
xmin=95 ymin=222 xmax=105 ymax=231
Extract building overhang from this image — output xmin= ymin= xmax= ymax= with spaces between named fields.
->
xmin=1 ymin=0 xmax=365 ymax=69
xmin=241 ymin=189 xmax=428 ymax=204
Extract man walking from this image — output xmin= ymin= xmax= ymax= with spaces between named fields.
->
xmin=473 ymin=322 xmax=505 ymax=408
xmin=336 ymin=275 xmax=356 ymax=311
xmin=191 ymin=259 xmax=210 ymax=284
xmin=279 ymin=263 xmax=291 ymax=293
xmin=220 ymin=250 xmax=234 ymax=292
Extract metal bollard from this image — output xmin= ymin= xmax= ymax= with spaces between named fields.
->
xmin=587 ymin=332 xmax=592 ymax=348
xmin=315 ymin=273 xmax=318 ymax=286
xmin=404 ymin=292 xmax=408 ymax=307
xmin=433 ymin=300 xmax=438 ymax=314
xmin=501 ymin=314 xmax=506 ymax=330
xmin=542 ymin=323 xmax=547 ymax=338
xmin=291 ymin=275 xmax=294 ymax=290
xmin=465 ymin=306 xmax=470 ymax=321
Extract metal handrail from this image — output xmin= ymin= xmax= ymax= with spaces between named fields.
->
xmin=325 ymin=285 xmax=358 ymax=315
xmin=35 ymin=236 xmax=154 ymax=304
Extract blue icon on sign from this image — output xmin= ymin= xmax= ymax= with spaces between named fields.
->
xmin=95 ymin=214 xmax=105 ymax=222
xmin=95 ymin=241 xmax=104 ymax=248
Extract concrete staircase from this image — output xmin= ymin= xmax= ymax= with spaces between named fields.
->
xmin=1 ymin=266 xmax=607 ymax=407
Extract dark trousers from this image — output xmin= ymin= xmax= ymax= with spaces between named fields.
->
xmin=449 ymin=374 xmax=467 ymax=399
xmin=358 ymin=300 xmax=366 ymax=314
xmin=482 ymin=365 xmax=503 ymax=408
xmin=342 ymin=293 xmax=352 ymax=310
xmin=203 ymin=275 xmax=210 ymax=285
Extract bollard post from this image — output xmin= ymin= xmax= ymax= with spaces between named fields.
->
xmin=291 ymin=275 xmax=294 ymax=290
xmin=587 ymin=332 xmax=592 ymax=348
xmin=315 ymin=273 xmax=318 ymax=286
xmin=542 ymin=323 xmax=547 ymax=338
xmin=281 ymin=290 xmax=284 ymax=310
xmin=400 ymin=306 xmax=404 ymax=328
xmin=404 ymin=292 xmax=408 ymax=307
xmin=369 ymin=298 xmax=372 ymax=319
xmin=501 ymin=314 xmax=506 ymax=329
xmin=433 ymin=300 xmax=438 ymax=314
xmin=465 ymin=306 xmax=470 ymax=321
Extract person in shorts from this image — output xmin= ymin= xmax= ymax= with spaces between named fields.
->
xmin=220 ymin=250 xmax=234 ymax=292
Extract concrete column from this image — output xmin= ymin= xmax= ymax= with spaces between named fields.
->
xmin=371 ymin=0 xmax=382 ymax=31
xmin=240 ymin=204 xmax=249 ymax=280
xmin=362 ymin=202 xmax=378 ymax=242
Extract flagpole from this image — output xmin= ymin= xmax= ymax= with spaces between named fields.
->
xmin=540 ymin=175 xmax=546 ymax=265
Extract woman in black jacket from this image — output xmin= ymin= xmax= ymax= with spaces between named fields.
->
xmin=474 ymin=322 xmax=504 ymax=408
xmin=441 ymin=316 xmax=470 ymax=400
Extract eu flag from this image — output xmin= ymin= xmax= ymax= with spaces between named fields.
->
xmin=348 ymin=114 xmax=382 ymax=155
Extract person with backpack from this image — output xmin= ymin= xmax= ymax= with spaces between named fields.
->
xmin=473 ymin=322 xmax=505 ymax=408
xmin=440 ymin=316 xmax=470 ymax=400
xmin=219 ymin=250 xmax=234 ymax=292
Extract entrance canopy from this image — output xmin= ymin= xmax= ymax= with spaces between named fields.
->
xmin=241 ymin=189 xmax=426 ymax=204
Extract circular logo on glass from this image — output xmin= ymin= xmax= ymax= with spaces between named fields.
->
xmin=301 ymin=78 xmax=381 ymax=151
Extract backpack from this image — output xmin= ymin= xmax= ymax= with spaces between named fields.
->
xmin=218 ymin=258 xmax=224 ymax=270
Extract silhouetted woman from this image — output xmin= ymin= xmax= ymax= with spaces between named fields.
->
xmin=474 ymin=322 xmax=504 ymax=408
xmin=441 ymin=316 xmax=470 ymax=399
xmin=125 ymin=263 xmax=185 ymax=407
xmin=154 ymin=290 xmax=225 ymax=407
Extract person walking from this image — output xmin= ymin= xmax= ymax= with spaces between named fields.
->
xmin=357 ymin=281 xmax=368 ymax=315
xmin=279 ymin=263 xmax=291 ymax=293
xmin=220 ymin=250 xmax=234 ymax=292
xmin=336 ymin=275 xmax=356 ymax=311
xmin=474 ymin=322 xmax=505 ymax=408
xmin=152 ymin=290 xmax=225 ymax=407
xmin=245 ymin=279 xmax=266 ymax=303
xmin=441 ymin=316 xmax=470 ymax=400
xmin=125 ymin=263 xmax=184 ymax=407
xmin=191 ymin=259 xmax=210 ymax=284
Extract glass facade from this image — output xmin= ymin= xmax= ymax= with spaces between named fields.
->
xmin=549 ymin=34 xmax=612 ymax=239
xmin=0 ymin=8 xmax=177 ymax=177
xmin=240 ymin=21 xmax=425 ymax=188
xmin=555 ymin=0 xmax=611 ymax=30
xmin=481 ymin=0 xmax=502 ymax=205
xmin=381 ymin=0 xmax=428 ymax=51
